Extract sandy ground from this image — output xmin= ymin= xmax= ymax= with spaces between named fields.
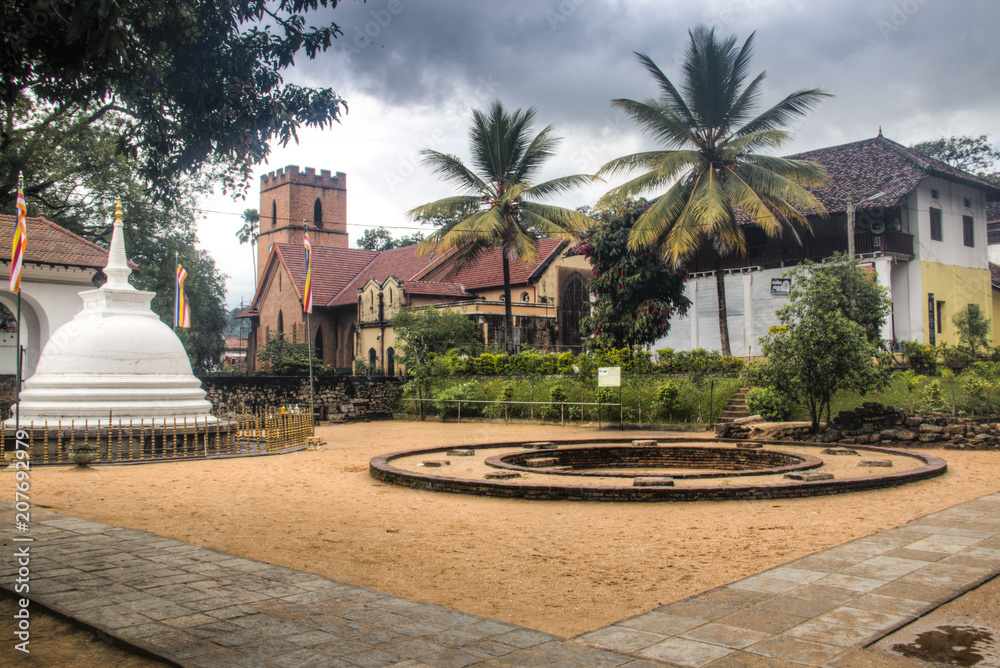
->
xmin=25 ymin=420 xmax=1000 ymax=638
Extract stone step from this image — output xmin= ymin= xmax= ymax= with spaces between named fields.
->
xmin=716 ymin=388 xmax=750 ymax=424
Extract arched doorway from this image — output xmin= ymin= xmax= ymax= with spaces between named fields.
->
xmin=558 ymin=272 xmax=588 ymax=351
xmin=368 ymin=347 xmax=377 ymax=371
xmin=386 ymin=347 xmax=395 ymax=376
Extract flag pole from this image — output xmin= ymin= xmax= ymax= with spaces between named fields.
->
xmin=12 ymin=172 xmax=26 ymax=436
xmin=173 ymin=250 xmax=179 ymax=332
xmin=304 ymin=221 xmax=315 ymax=436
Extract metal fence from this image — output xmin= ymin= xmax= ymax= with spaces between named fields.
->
xmin=2 ymin=408 xmax=313 ymax=465
xmin=403 ymin=397 xmax=625 ymax=428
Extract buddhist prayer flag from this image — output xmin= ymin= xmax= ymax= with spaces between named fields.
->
xmin=175 ymin=263 xmax=191 ymax=328
xmin=10 ymin=173 xmax=26 ymax=293
xmin=303 ymin=228 xmax=313 ymax=314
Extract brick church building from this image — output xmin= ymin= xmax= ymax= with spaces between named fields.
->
xmin=240 ymin=166 xmax=593 ymax=374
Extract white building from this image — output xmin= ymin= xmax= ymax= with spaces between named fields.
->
xmin=654 ymin=135 xmax=1000 ymax=355
xmin=0 ymin=215 xmax=112 ymax=377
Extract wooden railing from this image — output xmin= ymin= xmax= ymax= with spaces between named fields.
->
xmin=684 ymin=231 xmax=914 ymax=274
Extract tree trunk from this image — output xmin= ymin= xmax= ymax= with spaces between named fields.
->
xmin=502 ymin=254 xmax=514 ymax=354
xmin=714 ymin=255 xmax=732 ymax=356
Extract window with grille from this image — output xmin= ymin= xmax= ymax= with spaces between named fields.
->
xmin=988 ymin=222 xmax=1000 ymax=245
xmin=963 ymin=215 xmax=974 ymax=247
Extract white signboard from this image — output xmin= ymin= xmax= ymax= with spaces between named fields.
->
xmin=597 ymin=366 xmax=621 ymax=387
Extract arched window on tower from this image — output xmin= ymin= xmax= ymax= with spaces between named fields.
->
xmin=271 ymin=200 xmax=277 ymax=228
xmin=277 ymin=310 xmax=284 ymax=334
xmin=314 ymin=198 xmax=323 ymax=228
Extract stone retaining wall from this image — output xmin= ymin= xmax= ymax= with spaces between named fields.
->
xmin=197 ymin=375 xmax=403 ymax=421
xmin=811 ymin=402 xmax=1000 ymax=450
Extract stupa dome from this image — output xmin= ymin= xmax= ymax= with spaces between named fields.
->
xmin=7 ymin=201 xmax=215 ymax=425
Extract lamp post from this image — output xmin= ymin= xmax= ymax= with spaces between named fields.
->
xmin=846 ymin=191 xmax=887 ymax=257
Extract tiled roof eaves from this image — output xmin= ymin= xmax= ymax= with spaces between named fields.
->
xmin=991 ymin=263 xmax=1000 ymax=291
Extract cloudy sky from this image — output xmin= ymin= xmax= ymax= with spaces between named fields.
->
xmin=200 ymin=0 xmax=1000 ymax=306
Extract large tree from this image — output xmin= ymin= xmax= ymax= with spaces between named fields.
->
xmin=597 ymin=26 xmax=830 ymax=356
xmin=746 ymin=255 xmax=892 ymax=432
xmin=911 ymin=134 xmax=1000 ymax=185
xmin=1 ymin=0 xmax=350 ymax=204
xmin=580 ymin=199 xmax=690 ymax=349
xmin=408 ymin=100 xmax=595 ymax=351
xmin=356 ymin=226 xmax=425 ymax=251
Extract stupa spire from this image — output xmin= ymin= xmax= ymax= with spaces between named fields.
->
xmin=104 ymin=197 xmax=134 ymax=290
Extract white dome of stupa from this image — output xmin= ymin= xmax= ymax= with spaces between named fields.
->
xmin=7 ymin=201 xmax=215 ymax=426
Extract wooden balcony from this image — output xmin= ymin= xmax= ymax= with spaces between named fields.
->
xmin=683 ymin=230 xmax=914 ymax=274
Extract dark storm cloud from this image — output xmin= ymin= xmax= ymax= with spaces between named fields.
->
xmin=301 ymin=0 xmax=1000 ymax=150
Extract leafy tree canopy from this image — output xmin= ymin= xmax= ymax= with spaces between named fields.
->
xmin=1 ymin=0 xmax=350 ymax=203
xmin=580 ymin=198 xmax=690 ymax=350
xmin=356 ymin=226 xmax=425 ymax=251
xmin=911 ymin=134 xmax=1000 ymax=185
xmin=744 ymin=255 xmax=891 ymax=431
xmin=393 ymin=307 xmax=483 ymax=370
xmin=256 ymin=332 xmax=328 ymax=376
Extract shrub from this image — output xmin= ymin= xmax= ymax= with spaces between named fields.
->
xmin=745 ymin=387 xmax=792 ymax=421
xmin=902 ymin=340 xmax=937 ymax=374
xmin=548 ymin=385 xmax=569 ymax=419
xmin=653 ymin=381 xmax=680 ymax=419
xmin=918 ymin=380 xmax=948 ymax=413
xmin=434 ymin=382 xmax=486 ymax=418
xmin=940 ymin=343 xmax=974 ymax=372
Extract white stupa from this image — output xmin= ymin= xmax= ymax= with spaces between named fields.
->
xmin=7 ymin=200 xmax=216 ymax=426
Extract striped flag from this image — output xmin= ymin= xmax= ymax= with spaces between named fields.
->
xmin=175 ymin=263 xmax=191 ymax=328
xmin=303 ymin=228 xmax=313 ymax=314
xmin=10 ymin=173 xmax=27 ymax=293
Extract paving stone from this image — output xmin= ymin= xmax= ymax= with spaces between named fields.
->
xmin=493 ymin=628 xmax=560 ymax=649
xmin=816 ymin=606 xmax=908 ymax=631
xmin=716 ymin=608 xmax=807 ymax=635
xmin=571 ymin=649 xmax=635 ymax=667
xmin=743 ymin=636 xmax=846 ymax=665
xmin=576 ymin=626 xmax=667 ymax=653
xmin=637 ymin=636 xmax=735 ymax=666
xmin=840 ymin=555 xmax=927 ymax=581
xmin=783 ymin=619 xmax=879 ymax=647
xmin=812 ymin=573 xmax=887 ymax=593
xmin=679 ymin=623 xmax=772 ymax=650
xmin=616 ymin=612 xmax=710 ymax=635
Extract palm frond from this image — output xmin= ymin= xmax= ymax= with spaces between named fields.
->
xmin=597 ymin=149 xmax=701 ymax=181
xmin=736 ymin=88 xmax=833 ymax=136
xmin=520 ymin=201 xmax=594 ymax=233
xmin=610 ymin=98 xmax=694 ymax=149
xmin=722 ymin=71 xmax=766 ymax=130
xmin=633 ymin=52 xmax=697 ymax=127
xmin=406 ymin=196 xmax=481 ymax=223
xmin=516 ymin=124 xmax=559 ymax=183
xmin=719 ymin=129 xmax=792 ymax=159
xmin=627 ymin=178 xmax=696 ymax=253
xmin=418 ymin=150 xmax=487 ymax=193
xmin=525 ymin=174 xmax=596 ymax=199
xmin=741 ymin=155 xmax=828 ymax=188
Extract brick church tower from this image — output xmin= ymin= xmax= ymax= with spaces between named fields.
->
xmin=256 ymin=165 xmax=349 ymax=282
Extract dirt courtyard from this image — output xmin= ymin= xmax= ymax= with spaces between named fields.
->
xmin=28 ymin=420 xmax=1000 ymax=638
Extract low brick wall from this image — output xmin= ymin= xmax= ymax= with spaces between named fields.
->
xmin=491 ymin=446 xmax=819 ymax=478
xmin=198 ymin=375 xmax=403 ymax=420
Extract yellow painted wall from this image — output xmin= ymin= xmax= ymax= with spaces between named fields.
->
xmin=920 ymin=261 xmax=994 ymax=345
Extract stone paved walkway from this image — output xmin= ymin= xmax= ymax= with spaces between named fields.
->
xmin=2 ymin=493 xmax=999 ymax=667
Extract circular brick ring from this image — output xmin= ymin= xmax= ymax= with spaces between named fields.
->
xmin=487 ymin=445 xmax=824 ymax=479
xmin=368 ymin=437 xmax=947 ymax=502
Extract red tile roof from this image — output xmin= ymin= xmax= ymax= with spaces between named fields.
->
xmin=991 ymin=263 xmax=1000 ymax=291
xmin=402 ymin=281 xmax=471 ymax=298
xmin=436 ymin=238 xmax=567 ymax=289
xmin=274 ymin=243 xmax=380 ymax=307
xmin=790 ymin=135 xmax=1000 ymax=214
xmin=326 ymin=244 xmax=440 ymax=307
xmin=0 ymin=214 xmax=111 ymax=269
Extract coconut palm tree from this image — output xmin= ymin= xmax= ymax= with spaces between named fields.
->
xmin=409 ymin=100 xmax=595 ymax=352
xmin=597 ymin=26 xmax=831 ymax=356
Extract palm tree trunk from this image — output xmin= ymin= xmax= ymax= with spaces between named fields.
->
xmin=503 ymin=254 xmax=514 ymax=354
xmin=714 ymin=255 xmax=732 ymax=356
